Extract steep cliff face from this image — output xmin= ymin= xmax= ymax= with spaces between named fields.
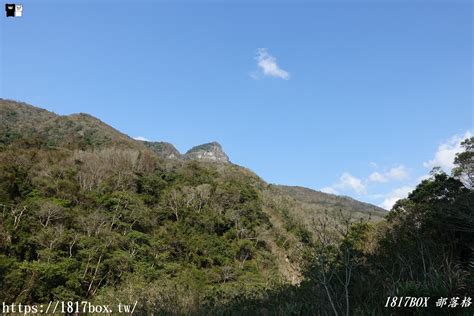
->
xmin=184 ymin=142 xmax=230 ymax=163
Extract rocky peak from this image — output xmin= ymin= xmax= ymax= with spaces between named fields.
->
xmin=141 ymin=141 xmax=182 ymax=160
xmin=184 ymin=142 xmax=230 ymax=163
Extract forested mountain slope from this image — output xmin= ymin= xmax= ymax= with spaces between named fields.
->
xmin=0 ymin=99 xmax=384 ymax=313
xmin=4 ymin=100 xmax=469 ymax=315
xmin=0 ymin=99 xmax=144 ymax=150
xmin=275 ymin=185 xmax=386 ymax=224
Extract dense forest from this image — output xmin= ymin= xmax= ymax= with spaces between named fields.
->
xmin=0 ymin=100 xmax=472 ymax=315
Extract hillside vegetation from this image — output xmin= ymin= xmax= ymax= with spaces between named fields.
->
xmin=275 ymin=185 xmax=386 ymax=226
xmin=1 ymin=99 xmax=472 ymax=315
xmin=0 ymin=99 xmax=374 ymax=313
xmin=0 ymin=100 xmax=144 ymax=150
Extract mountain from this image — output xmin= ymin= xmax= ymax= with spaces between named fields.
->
xmin=0 ymin=99 xmax=383 ymax=220
xmin=184 ymin=142 xmax=230 ymax=163
xmin=269 ymin=185 xmax=386 ymax=234
xmin=1 ymin=99 xmax=231 ymax=164
xmin=141 ymin=141 xmax=182 ymax=159
xmin=1 ymin=100 xmax=470 ymax=315
xmin=0 ymin=99 xmax=144 ymax=150
xmin=275 ymin=185 xmax=386 ymax=219
xmin=0 ymin=99 xmax=388 ymax=313
xmin=141 ymin=140 xmax=231 ymax=164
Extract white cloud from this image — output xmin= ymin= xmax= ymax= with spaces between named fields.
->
xmin=380 ymin=186 xmax=414 ymax=210
xmin=368 ymin=172 xmax=387 ymax=183
xmin=254 ymin=48 xmax=290 ymax=80
xmin=133 ymin=136 xmax=149 ymax=141
xmin=423 ymin=131 xmax=472 ymax=172
xmin=339 ymin=173 xmax=367 ymax=194
xmin=387 ymin=166 xmax=409 ymax=181
xmin=365 ymin=193 xmax=385 ymax=200
xmin=321 ymin=186 xmax=339 ymax=194
xmin=249 ymin=71 xmax=259 ymax=80
xmin=323 ymin=172 xmax=367 ymax=195
xmin=369 ymin=165 xmax=409 ymax=183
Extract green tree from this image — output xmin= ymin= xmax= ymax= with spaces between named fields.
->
xmin=453 ymin=136 xmax=474 ymax=188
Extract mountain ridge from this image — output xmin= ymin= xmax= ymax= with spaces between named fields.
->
xmin=141 ymin=140 xmax=230 ymax=163
xmin=1 ymin=98 xmax=229 ymax=163
xmin=0 ymin=98 xmax=384 ymax=215
xmin=184 ymin=141 xmax=230 ymax=163
xmin=0 ymin=98 xmax=392 ymax=313
xmin=275 ymin=185 xmax=385 ymax=215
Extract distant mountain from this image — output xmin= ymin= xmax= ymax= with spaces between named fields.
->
xmin=274 ymin=185 xmax=386 ymax=224
xmin=0 ymin=98 xmax=388 ymax=313
xmin=184 ymin=142 xmax=230 ymax=163
xmin=0 ymin=98 xmax=383 ymax=220
xmin=141 ymin=141 xmax=182 ymax=159
xmin=0 ymin=99 xmax=144 ymax=150
xmin=276 ymin=185 xmax=386 ymax=215
xmin=141 ymin=140 xmax=231 ymax=163
xmin=0 ymin=99 xmax=229 ymax=163
xmin=0 ymin=100 xmax=382 ymax=219
xmin=0 ymin=99 xmax=382 ymax=216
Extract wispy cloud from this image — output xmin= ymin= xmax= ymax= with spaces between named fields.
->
xmin=253 ymin=48 xmax=290 ymax=80
xmin=133 ymin=136 xmax=149 ymax=141
xmin=368 ymin=172 xmax=386 ymax=183
xmin=320 ymin=131 xmax=473 ymax=210
xmin=423 ymin=131 xmax=472 ymax=172
xmin=368 ymin=165 xmax=409 ymax=183
xmin=321 ymin=186 xmax=339 ymax=195
xmin=380 ymin=186 xmax=414 ymax=210
xmin=321 ymin=172 xmax=367 ymax=195
xmin=338 ymin=173 xmax=367 ymax=194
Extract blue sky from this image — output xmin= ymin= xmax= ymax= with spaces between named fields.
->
xmin=1 ymin=0 xmax=472 ymax=209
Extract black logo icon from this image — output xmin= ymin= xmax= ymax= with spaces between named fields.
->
xmin=5 ymin=4 xmax=15 ymax=17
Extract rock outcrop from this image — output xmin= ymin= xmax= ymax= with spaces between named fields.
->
xmin=142 ymin=141 xmax=182 ymax=159
xmin=184 ymin=142 xmax=230 ymax=163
